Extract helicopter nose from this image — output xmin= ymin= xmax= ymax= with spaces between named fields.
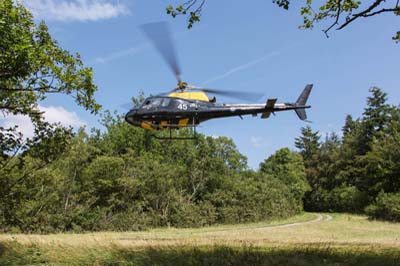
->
xmin=125 ymin=108 xmax=138 ymax=125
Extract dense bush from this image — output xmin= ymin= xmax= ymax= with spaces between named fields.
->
xmin=365 ymin=192 xmax=400 ymax=222
xmin=304 ymin=186 xmax=367 ymax=213
xmin=328 ymin=186 xmax=367 ymax=213
xmin=303 ymin=188 xmax=330 ymax=212
xmin=260 ymin=148 xmax=310 ymax=205
xmin=0 ymin=113 xmax=305 ymax=233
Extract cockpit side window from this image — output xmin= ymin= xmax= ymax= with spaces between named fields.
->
xmin=161 ymin=98 xmax=171 ymax=107
xmin=151 ymin=98 xmax=161 ymax=106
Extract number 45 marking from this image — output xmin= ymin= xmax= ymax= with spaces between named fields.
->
xmin=177 ymin=103 xmax=188 ymax=110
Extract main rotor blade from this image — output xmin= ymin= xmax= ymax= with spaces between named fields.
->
xmin=120 ymin=102 xmax=135 ymax=110
xmin=140 ymin=22 xmax=181 ymax=82
xmin=187 ymin=85 xmax=264 ymax=102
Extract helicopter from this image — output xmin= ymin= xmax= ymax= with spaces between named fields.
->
xmin=125 ymin=22 xmax=313 ymax=139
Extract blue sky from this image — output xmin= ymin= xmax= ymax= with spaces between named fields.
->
xmin=10 ymin=0 xmax=400 ymax=168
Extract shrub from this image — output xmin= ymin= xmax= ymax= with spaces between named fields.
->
xmin=365 ymin=192 xmax=400 ymax=222
xmin=303 ymin=188 xmax=330 ymax=212
xmin=170 ymin=201 xmax=217 ymax=227
xmin=328 ymin=185 xmax=368 ymax=213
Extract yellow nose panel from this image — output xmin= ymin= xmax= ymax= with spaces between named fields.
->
xmin=141 ymin=122 xmax=153 ymax=130
xmin=178 ymin=118 xmax=189 ymax=128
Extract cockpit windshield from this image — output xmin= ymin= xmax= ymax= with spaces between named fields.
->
xmin=142 ymin=97 xmax=162 ymax=109
xmin=143 ymin=99 xmax=151 ymax=106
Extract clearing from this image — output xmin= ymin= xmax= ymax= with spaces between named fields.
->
xmin=1 ymin=213 xmax=399 ymax=265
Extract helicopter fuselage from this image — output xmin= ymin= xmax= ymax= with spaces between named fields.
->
xmin=125 ymin=89 xmax=311 ymax=131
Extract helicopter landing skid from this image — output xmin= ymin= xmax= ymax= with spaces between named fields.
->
xmin=150 ymin=126 xmax=198 ymax=140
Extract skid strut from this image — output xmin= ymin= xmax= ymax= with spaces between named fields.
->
xmin=150 ymin=117 xmax=198 ymax=140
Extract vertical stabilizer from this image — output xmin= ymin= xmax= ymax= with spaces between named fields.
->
xmin=296 ymin=84 xmax=313 ymax=106
xmin=295 ymin=84 xmax=313 ymax=121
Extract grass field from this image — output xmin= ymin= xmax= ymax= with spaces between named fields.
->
xmin=1 ymin=213 xmax=400 ymax=265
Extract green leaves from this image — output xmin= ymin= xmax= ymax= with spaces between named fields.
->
xmin=0 ymin=0 xmax=101 ymax=160
xmin=166 ymin=5 xmax=187 ymax=18
xmin=366 ymin=192 xmax=400 ymax=221
xmin=0 ymin=107 xmax=304 ymax=232
xmin=393 ymin=31 xmax=400 ymax=43
xmin=260 ymin=148 xmax=310 ymax=203
xmin=165 ymin=0 xmax=204 ymax=29
xmin=176 ymin=5 xmax=184 ymax=13
xmin=273 ymin=0 xmax=290 ymax=10
xmin=188 ymin=12 xmax=200 ymax=29
xmin=166 ymin=1 xmax=398 ymax=42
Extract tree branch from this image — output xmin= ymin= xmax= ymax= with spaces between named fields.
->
xmin=0 ymin=142 xmax=25 ymax=171
xmin=336 ymin=0 xmax=386 ymax=30
xmin=323 ymin=0 xmax=343 ymax=38
xmin=0 ymin=86 xmax=62 ymax=93
xmin=358 ymin=7 xmax=400 ymax=18
xmin=0 ymin=105 xmax=44 ymax=116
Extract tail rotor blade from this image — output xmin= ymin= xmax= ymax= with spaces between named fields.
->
xmin=140 ymin=22 xmax=181 ymax=82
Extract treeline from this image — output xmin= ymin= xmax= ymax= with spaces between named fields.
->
xmin=1 ymin=87 xmax=399 ymax=233
xmin=0 ymin=111 xmax=307 ymax=233
xmin=295 ymin=87 xmax=400 ymax=221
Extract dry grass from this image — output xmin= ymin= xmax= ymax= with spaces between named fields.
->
xmin=1 ymin=213 xmax=400 ymax=266
xmin=1 ymin=213 xmax=399 ymax=249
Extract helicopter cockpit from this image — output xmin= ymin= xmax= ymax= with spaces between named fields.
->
xmin=141 ymin=97 xmax=172 ymax=110
xmin=142 ymin=97 xmax=160 ymax=109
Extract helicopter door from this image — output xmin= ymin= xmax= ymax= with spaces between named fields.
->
xmin=161 ymin=98 xmax=171 ymax=109
xmin=150 ymin=98 xmax=161 ymax=110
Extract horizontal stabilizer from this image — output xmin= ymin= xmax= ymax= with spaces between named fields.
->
xmin=261 ymin=98 xmax=277 ymax=119
xmin=295 ymin=108 xmax=307 ymax=121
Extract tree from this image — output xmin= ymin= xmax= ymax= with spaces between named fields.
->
xmin=318 ymin=132 xmax=341 ymax=190
xmin=260 ymin=148 xmax=310 ymax=203
xmin=361 ymin=124 xmax=400 ymax=195
xmin=167 ymin=0 xmax=400 ymax=42
xmin=362 ymin=87 xmax=392 ymax=145
xmin=295 ymin=126 xmax=332 ymax=211
xmin=342 ymin=115 xmax=355 ymax=137
xmin=0 ymin=0 xmax=100 ymax=160
xmin=295 ymin=126 xmax=320 ymax=163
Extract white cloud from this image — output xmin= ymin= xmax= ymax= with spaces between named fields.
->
xmin=22 ymin=0 xmax=129 ymax=22
xmin=250 ymin=136 xmax=268 ymax=148
xmin=0 ymin=105 xmax=85 ymax=138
